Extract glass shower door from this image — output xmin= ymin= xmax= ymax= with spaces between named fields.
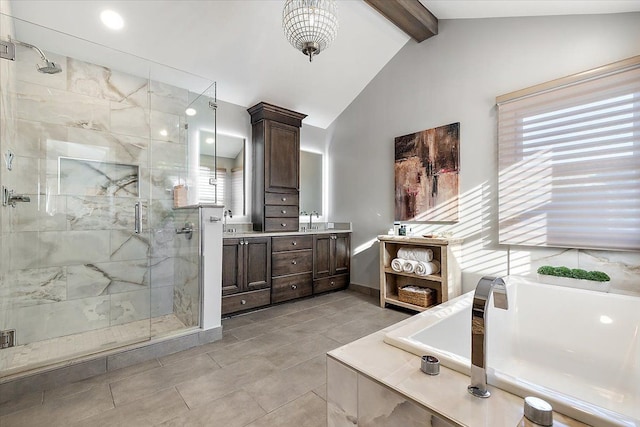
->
xmin=0 ymin=16 xmax=153 ymax=377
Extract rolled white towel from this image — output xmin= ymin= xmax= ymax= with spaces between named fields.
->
xmin=397 ymin=247 xmax=433 ymax=263
xmin=415 ymin=260 xmax=441 ymax=276
xmin=391 ymin=258 xmax=405 ymax=272
xmin=402 ymin=260 xmax=419 ymax=274
xmin=414 ymin=261 xmax=428 ymax=276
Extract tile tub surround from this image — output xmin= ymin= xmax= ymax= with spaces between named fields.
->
xmin=327 ymin=320 xmax=589 ymax=427
xmin=0 ymin=290 xmax=411 ymax=426
xmin=0 ymin=46 xmax=203 ymax=373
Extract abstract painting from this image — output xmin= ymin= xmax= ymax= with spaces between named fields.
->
xmin=394 ymin=122 xmax=460 ymax=222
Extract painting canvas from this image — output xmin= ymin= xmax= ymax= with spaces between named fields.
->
xmin=395 ymin=122 xmax=460 ymax=222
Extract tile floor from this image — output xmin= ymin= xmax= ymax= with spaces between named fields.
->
xmin=0 ymin=290 xmax=412 ymax=427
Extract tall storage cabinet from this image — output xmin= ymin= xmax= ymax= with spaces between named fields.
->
xmin=248 ymin=102 xmax=307 ymax=232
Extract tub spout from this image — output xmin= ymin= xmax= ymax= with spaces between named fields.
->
xmin=468 ymin=276 xmax=508 ymax=398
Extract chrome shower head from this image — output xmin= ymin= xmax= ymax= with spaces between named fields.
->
xmin=6 ymin=37 xmax=63 ymax=75
xmin=37 ymin=60 xmax=62 ymax=74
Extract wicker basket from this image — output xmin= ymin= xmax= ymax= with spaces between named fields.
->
xmin=398 ymin=286 xmax=436 ymax=307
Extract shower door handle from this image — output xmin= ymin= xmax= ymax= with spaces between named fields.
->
xmin=134 ymin=201 xmax=142 ymax=234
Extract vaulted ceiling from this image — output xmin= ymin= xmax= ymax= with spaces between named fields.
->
xmin=6 ymin=0 xmax=640 ymax=128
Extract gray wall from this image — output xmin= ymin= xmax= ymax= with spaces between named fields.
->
xmin=327 ymin=13 xmax=640 ymax=294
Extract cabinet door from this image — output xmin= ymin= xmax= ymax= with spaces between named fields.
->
xmin=222 ymin=238 xmax=243 ymax=296
xmin=333 ymin=233 xmax=351 ymax=276
xmin=245 ymin=237 xmax=272 ymax=291
xmin=313 ymin=234 xmax=332 ymax=279
xmin=265 ymin=121 xmax=299 ymax=192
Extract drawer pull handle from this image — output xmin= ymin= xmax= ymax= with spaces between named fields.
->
xmin=281 ymin=209 xmax=287 ymax=214
xmin=241 ymin=299 xmax=247 ymax=305
xmin=292 ymin=241 xmax=297 ymax=246
xmin=330 ymin=281 xmax=335 ymax=287
xmin=291 ymin=260 xmax=297 ymax=265
xmin=281 ymin=197 xmax=287 ymax=201
xmin=281 ymin=223 xmax=286 ymax=227
xmin=291 ymin=284 xmax=297 ymax=290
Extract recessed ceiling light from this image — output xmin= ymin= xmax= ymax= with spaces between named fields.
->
xmin=206 ymin=137 xmax=215 ymax=144
xmin=101 ymin=10 xmax=124 ymax=30
xmin=599 ymin=315 xmax=613 ymax=324
xmin=185 ymin=108 xmax=197 ymax=116
xmin=159 ymin=129 xmax=168 ymax=137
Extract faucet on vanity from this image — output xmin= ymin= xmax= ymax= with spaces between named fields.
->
xmin=468 ymin=276 xmax=508 ymax=398
xmin=299 ymin=210 xmax=319 ymax=231
xmin=223 ymin=209 xmax=233 ymax=233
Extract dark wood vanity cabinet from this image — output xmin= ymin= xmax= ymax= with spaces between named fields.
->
xmin=222 ymin=232 xmax=350 ymax=316
xmin=221 ymin=236 xmax=271 ymax=315
xmin=271 ymin=235 xmax=313 ymax=303
xmin=248 ymin=102 xmax=307 ymax=232
xmin=313 ymin=233 xmax=351 ymax=293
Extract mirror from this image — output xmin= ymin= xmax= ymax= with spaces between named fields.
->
xmin=300 ymin=150 xmax=323 ymax=215
xmin=199 ymin=132 xmax=245 ymax=215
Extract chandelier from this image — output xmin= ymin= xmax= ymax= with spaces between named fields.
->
xmin=282 ymin=0 xmax=338 ymax=62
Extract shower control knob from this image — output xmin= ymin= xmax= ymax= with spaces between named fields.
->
xmin=523 ymin=396 xmax=553 ymax=426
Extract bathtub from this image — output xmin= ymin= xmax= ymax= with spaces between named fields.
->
xmin=384 ymin=275 xmax=640 ymax=427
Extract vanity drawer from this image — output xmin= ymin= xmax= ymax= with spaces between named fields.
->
xmin=265 ymin=192 xmax=299 ymax=206
xmin=265 ymin=217 xmax=299 ymax=232
xmin=272 ymin=273 xmax=312 ymax=303
xmin=272 ymin=235 xmax=313 ymax=252
xmin=272 ymin=249 xmax=312 ymax=277
xmin=222 ymin=289 xmax=271 ymax=315
xmin=265 ymin=205 xmax=298 ymax=218
xmin=313 ymin=274 xmax=349 ymax=294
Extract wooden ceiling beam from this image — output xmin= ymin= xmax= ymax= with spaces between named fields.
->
xmin=364 ymin=0 xmax=438 ymax=42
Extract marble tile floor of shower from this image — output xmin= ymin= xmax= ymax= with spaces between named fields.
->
xmin=0 ymin=314 xmax=189 ymax=377
xmin=0 ymin=290 xmax=412 ymax=426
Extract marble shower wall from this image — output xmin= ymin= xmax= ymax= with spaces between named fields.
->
xmin=0 ymin=0 xmax=17 ymax=334
xmin=0 ymin=48 xmax=202 ymax=349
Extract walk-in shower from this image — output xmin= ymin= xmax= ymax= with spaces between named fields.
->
xmin=0 ymin=12 xmax=215 ymax=382
xmin=0 ymin=36 xmax=62 ymax=74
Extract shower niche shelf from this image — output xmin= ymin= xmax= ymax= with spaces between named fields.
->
xmin=378 ymin=235 xmax=462 ymax=312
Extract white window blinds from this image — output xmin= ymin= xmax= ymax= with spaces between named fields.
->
xmin=497 ymin=58 xmax=640 ymax=251
xmin=199 ymin=167 xmax=226 ymax=205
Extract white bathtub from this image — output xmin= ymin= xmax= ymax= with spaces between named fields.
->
xmin=384 ymin=275 xmax=640 ymax=427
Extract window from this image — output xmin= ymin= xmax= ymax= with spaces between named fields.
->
xmin=497 ymin=57 xmax=640 ymax=251
xmin=199 ymin=166 xmax=226 ymax=205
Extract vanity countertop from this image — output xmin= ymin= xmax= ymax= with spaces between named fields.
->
xmin=223 ymin=223 xmax=352 ymax=238
xmin=327 ymin=316 xmax=588 ymax=427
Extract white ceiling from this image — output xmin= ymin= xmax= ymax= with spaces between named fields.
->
xmin=6 ymin=0 xmax=640 ymax=129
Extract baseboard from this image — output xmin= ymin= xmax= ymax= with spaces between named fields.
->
xmin=348 ymin=282 xmax=380 ymax=299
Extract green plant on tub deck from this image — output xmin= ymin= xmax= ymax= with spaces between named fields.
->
xmin=537 ymin=266 xmax=611 ymax=282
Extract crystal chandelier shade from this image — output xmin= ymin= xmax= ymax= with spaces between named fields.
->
xmin=282 ymin=0 xmax=338 ymax=62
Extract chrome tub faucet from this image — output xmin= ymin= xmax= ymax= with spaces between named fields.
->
xmin=468 ymin=276 xmax=508 ymax=398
